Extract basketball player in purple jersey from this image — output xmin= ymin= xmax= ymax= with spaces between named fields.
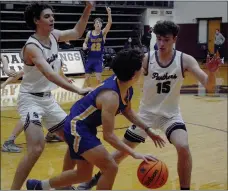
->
xmin=26 ymin=48 xmax=165 ymax=190
xmin=83 ymin=7 xmax=112 ymax=86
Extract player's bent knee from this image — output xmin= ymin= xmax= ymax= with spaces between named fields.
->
xmin=107 ymin=161 xmax=118 ymax=175
xmin=23 ymin=112 xmax=42 ymax=131
xmin=33 ymin=145 xmax=44 ymax=156
xmin=112 ymin=150 xmax=128 ymax=163
xmin=107 ymin=160 xmax=118 ymax=172
xmin=28 ymin=144 xmax=44 ymax=158
xmin=175 ymin=140 xmax=190 ymax=155
xmin=101 ymin=159 xmax=118 ymax=175
xmin=166 ymin=124 xmax=190 ymax=152
xmin=166 ymin=123 xmax=187 ymax=144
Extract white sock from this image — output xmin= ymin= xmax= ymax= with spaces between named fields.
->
xmin=41 ymin=180 xmax=51 ymax=190
xmin=8 ymin=135 xmax=16 ymax=141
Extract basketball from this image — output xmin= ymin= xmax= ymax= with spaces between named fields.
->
xmin=137 ymin=160 xmax=169 ymax=189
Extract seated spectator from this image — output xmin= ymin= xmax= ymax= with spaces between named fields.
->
xmin=141 ymin=27 xmax=152 ymax=49
xmin=124 ymin=37 xmax=134 ymax=49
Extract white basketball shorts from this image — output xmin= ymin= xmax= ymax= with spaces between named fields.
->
xmin=124 ymin=111 xmax=186 ymax=143
xmin=17 ymin=92 xmax=67 ymax=133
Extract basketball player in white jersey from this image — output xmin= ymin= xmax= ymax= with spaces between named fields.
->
xmin=0 ymin=57 xmax=73 ymax=153
xmin=77 ymin=20 xmax=218 ymax=190
xmin=10 ymin=2 xmax=94 ymax=189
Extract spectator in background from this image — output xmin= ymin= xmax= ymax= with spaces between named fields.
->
xmin=214 ymin=29 xmax=225 ymax=58
xmin=103 ymin=47 xmax=116 ymax=69
xmin=133 ymin=37 xmax=142 ymax=49
xmin=141 ymin=27 xmax=152 ymax=49
xmin=124 ymin=37 xmax=133 ymax=49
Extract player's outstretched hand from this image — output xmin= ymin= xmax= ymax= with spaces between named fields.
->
xmin=86 ymin=1 xmax=96 ymax=7
xmin=146 ymin=128 xmax=166 ymax=148
xmin=206 ymin=56 xmax=221 ymax=73
xmin=106 ymin=7 xmax=111 ymax=14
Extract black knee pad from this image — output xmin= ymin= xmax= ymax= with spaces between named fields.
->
xmin=124 ymin=126 xmax=145 ymax=143
xmin=165 ymin=123 xmax=187 ymax=144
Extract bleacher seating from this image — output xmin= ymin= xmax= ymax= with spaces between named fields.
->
xmin=1 ymin=1 xmax=174 ymax=53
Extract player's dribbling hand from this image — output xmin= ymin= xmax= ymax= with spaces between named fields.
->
xmin=132 ymin=152 xmax=158 ymax=163
xmin=146 ymin=128 xmax=166 ymax=148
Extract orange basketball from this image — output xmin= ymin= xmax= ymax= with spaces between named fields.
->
xmin=137 ymin=160 xmax=169 ymax=189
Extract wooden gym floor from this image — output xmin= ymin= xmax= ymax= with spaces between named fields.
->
xmin=1 ymin=65 xmax=227 ymax=190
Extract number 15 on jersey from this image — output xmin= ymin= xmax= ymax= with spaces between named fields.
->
xmin=156 ymin=81 xmax=171 ymax=94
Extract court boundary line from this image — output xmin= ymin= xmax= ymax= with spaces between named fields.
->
xmin=1 ymin=115 xmax=227 ymax=133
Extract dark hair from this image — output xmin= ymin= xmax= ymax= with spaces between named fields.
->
xmin=94 ymin=18 xmax=103 ymax=24
xmin=24 ymin=2 xmax=53 ymax=30
xmin=153 ymin=20 xmax=180 ymax=37
xmin=111 ymin=48 xmax=144 ymax=82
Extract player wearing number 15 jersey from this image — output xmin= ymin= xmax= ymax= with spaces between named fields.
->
xmin=83 ymin=7 xmax=112 ymax=86
xmin=77 ymin=20 xmax=219 ymax=191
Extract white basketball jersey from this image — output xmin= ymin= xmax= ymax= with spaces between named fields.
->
xmin=20 ymin=34 xmax=61 ymax=93
xmin=139 ymin=50 xmax=184 ymax=118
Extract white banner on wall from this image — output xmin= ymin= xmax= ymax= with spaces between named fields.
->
xmin=1 ymin=79 xmax=85 ymax=109
xmin=164 ymin=9 xmax=175 ymax=17
xmin=0 ymin=50 xmax=85 ymax=79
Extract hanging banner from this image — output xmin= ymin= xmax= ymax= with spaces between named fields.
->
xmin=0 ymin=50 xmax=85 ymax=79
